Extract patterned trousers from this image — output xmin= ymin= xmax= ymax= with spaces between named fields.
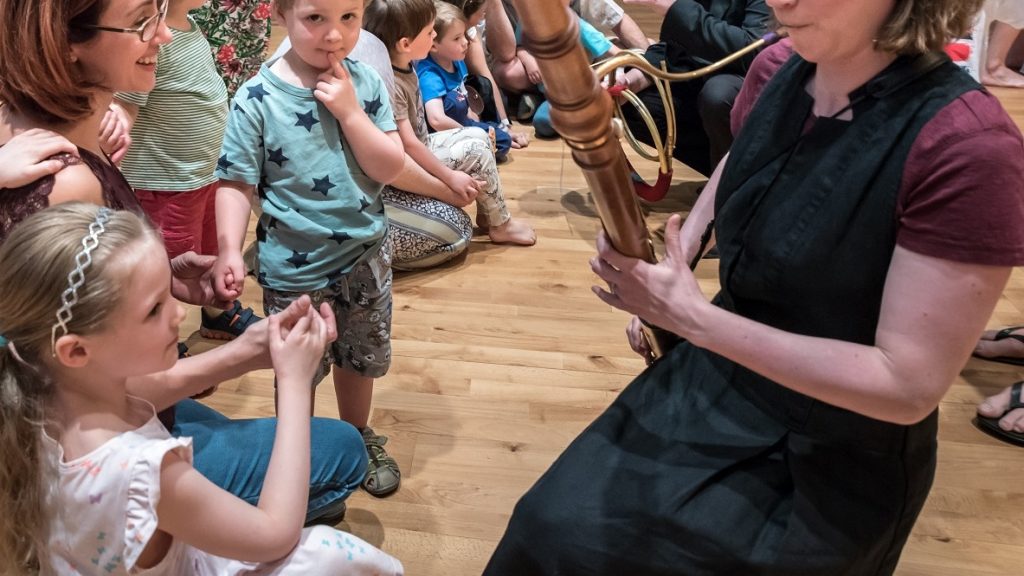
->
xmin=384 ymin=126 xmax=510 ymax=270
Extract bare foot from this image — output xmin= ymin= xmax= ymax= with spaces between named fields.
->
xmin=978 ymin=383 xmax=1024 ymax=433
xmin=974 ymin=327 xmax=1024 ymax=359
xmin=981 ymin=65 xmax=1024 ymax=88
xmin=511 ymin=131 xmax=530 ymax=149
xmin=488 ymin=217 xmax=536 ymax=245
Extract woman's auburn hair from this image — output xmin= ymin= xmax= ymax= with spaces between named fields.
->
xmin=876 ymin=0 xmax=985 ymax=54
xmin=0 ymin=0 xmax=104 ymax=125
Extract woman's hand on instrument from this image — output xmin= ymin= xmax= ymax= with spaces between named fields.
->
xmin=591 ymin=214 xmax=709 ymax=338
xmin=625 ymin=315 xmax=655 ymax=362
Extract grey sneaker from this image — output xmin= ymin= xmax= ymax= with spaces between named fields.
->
xmin=361 ymin=427 xmax=401 ymax=497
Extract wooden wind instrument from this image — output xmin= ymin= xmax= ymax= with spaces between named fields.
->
xmin=509 ymin=0 xmax=679 ymax=358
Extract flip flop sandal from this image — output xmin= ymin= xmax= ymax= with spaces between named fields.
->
xmin=971 ymin=325 xmax=1024 ymax=366
xmin=975 ymin=381 xmax=1024 ymax=446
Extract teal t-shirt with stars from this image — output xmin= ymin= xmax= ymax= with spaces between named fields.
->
xmin=217 ymin=59 xmax=397 ymax=292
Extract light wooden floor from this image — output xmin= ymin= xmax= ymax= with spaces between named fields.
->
xmin=186 ymin=9 xmax=1024 ymax=575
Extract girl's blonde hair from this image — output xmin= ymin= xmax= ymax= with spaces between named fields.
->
xmin=432 ymin=0 xmax=466 ymax=40
xmin=876 ymin=0 xmax=985 ymax=54
xmin=0 ymin=203 xmax=157 ymax=574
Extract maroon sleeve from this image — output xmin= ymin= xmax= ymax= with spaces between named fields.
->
xmin=731 ymin=39 xmax=795 ymax=137
xmin=896 ymin=90 xmax=1024 ymax=266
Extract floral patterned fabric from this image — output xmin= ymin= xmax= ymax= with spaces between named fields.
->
xmin=192 ymin=1 xmax=273 ymax=97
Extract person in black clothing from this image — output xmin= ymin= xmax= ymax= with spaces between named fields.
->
xmin=613 ymin=0 xmax=770 ymax=176
xmin=484 ymin=0 xmax=1024 ymax=574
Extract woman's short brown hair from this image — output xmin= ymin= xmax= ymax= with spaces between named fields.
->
xmin=0 ymin=0 xmax=106 ymax=125
xmin=876 ymin=0 xmax=984 ymax=54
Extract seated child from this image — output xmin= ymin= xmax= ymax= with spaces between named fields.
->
xmin=364 ymin=0 xmax=535 ymax=268
xmin=213 ymin=0 xmax=407 ymax=497
xmin=417 ymin=2 xmax=517 ymax=160
xmin=0 ymin=203 xmax=402 ymax=575
xmin=439 ymin=0 xmax=530 ymax=147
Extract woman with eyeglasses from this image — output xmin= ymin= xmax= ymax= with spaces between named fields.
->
xmin=0 ymin=0 xmax=172 ymax=235
xmin=0 ymin=0 xmax=367 ymax=532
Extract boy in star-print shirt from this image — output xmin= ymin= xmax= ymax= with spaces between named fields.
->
xmin=214 ymin=0 xmax=406 ymax=497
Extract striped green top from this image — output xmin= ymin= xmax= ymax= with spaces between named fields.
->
xmin=118 ymin=15 xmax=228 ymax=192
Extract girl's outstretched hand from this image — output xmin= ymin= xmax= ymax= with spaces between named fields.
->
xmin=268 ymin=295 xmax=334 ymax=386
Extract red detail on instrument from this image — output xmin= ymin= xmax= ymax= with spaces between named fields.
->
xmin=626 ymin=158 xmax=673 ymax=202
xmin=944 ymin=43 xmax=971 ymax=62
xmin=606 ymin=84 xmax=627 ymax=97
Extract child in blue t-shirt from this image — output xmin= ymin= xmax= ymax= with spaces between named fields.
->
xmin=417 ymin=2 xmax=515 ymax=160
xmin=213 ymin=0 xmax=406 ymax=497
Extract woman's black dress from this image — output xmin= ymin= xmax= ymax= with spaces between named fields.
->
xmin=484 ymin=52 xmax=977 ymax=576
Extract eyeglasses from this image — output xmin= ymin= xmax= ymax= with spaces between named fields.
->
xmin=76 ymin=0 xmax=169 ymax=43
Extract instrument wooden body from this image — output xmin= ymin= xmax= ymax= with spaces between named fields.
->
xmin=511 ymin=1 xmax=655 ymax=263
xmin=510 ymin=0 xmax=677 ymax=357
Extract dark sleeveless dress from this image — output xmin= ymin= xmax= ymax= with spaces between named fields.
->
xmin=0 ymin=146 xmax=141 ymax=242
xmin=484 ymin=54 xmax=977 ymax=576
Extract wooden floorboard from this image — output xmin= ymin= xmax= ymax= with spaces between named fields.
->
xmin=191 ymin=10 xmax=1024 ymax=575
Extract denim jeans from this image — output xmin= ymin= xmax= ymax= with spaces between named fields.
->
xmin=170 ymin=399 xmax=367 ymax=523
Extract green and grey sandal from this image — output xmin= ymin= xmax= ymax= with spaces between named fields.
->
xmin=361 ymin=427 xmax=401 ymax=497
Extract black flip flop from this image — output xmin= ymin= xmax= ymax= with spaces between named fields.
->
xmin=975 ymin=381 xmax=1024 ymax=446
xmin=972 ymin=325 xmax=1024 ymax=366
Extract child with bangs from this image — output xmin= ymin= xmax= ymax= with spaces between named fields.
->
xmin=0 ymin=203 xmax=402 ymax=575
xmin=416 ymin=2 xmax=523 ymax=159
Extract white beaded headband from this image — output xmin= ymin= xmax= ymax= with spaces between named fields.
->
xmin=50 ymin=208 xmax=113 ymax=356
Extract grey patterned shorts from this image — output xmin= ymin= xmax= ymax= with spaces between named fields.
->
xmin=262 ymin=241 xmax=393 ymax=384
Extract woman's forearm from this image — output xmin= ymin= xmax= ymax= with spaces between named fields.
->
xmin=683 ymin=251 xmax=1009 ymax=424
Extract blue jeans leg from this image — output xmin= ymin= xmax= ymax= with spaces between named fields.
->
xmin=170 ymin=399 xmax=367 ymax=523
xmin=532 ymin=101 xmax=557 ymax=139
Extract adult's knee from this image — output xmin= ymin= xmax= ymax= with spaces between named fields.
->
xmin=697 ymin=74 xmax=743 ymax=128
xmin=310 ymin=417 xmax=367 ymax=492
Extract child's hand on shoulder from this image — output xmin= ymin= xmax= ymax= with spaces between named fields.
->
xmin=268 ymin=295 xmax=334 ymax=386
xmin=0 ymin=129 xmax=77 ymax=189
xmin=314 ymin=53 xmax=361 ymax=123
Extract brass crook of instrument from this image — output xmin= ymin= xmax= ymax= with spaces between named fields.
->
xmin=592 ymin=32 xmax=785 ymax=180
